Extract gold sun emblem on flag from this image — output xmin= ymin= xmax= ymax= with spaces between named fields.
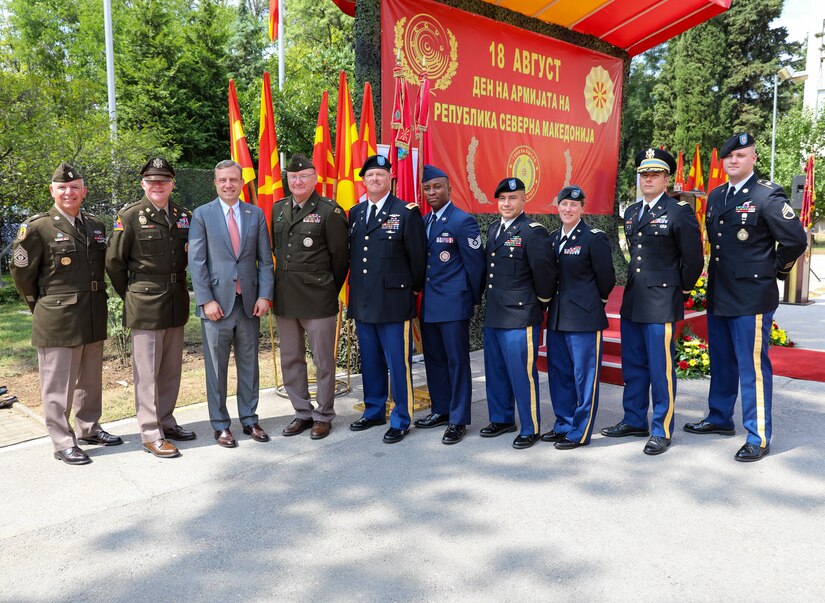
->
xmin=394 ymin=15 xmax=458 ymax=91
xmin=583 ymin=66 xmax=615 ymax=125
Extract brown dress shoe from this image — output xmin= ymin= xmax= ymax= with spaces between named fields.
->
xmin=310 ymin=421 xmax=331 ymax=440
xmin=143 ymin=439 xmax=180 ymax=458
xmin=282 ymin=418 xmax=314 ymax=437
xmin=214 ymin=429 xmax=237 ymax=448
xmin=243 ymin=422 xmax=270 ymax=442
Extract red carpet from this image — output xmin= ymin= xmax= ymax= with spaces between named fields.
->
xmin=769 ymin=345 xmax=825 ymax=382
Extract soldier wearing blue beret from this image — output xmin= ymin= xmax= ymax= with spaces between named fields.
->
xmin=683 ymin=133 xmax=807 ymax=462
xmin=348 ymin=155 xmax=427 ymax=443
xmin=542 ymin=185 xmax=615 ymax=449
xmin=601 ymin=148 xmax=703 ymax=455
xmin=414 ymin=164 xmax=485 ymax=444
xmin=480 ymin=177 xmax=557 ymax=449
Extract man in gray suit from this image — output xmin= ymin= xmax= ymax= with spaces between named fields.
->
xmin=189 ymin=160 xmax=275 ymax=448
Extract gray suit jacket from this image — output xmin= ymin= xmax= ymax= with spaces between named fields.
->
xmin=189 ymin=198 xmax=274 ymax=319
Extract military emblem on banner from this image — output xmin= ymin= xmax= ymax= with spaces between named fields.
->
xmin=507 ymin=145 xmax=540 ymax=203
xmin=394 ymin=15 xmax=458 ymax=91
xmin=584 ymin=65 xmax=616 ymax=124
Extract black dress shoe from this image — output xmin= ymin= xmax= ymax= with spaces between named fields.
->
xmin=600 ymin=422 xmax=650 ymax=438
xmin=441 ymin=424 xmax=466 ymax=445
xmin=349 ymin=416 xmax=387 ymax=431
xmin=414 ymin=412 xmax=449 ymax=429
xmin=735 ymin=442 xmax=770 ymax=462
xmin=163 ymin=425 xmax=197 ymax=441
xmin=643 ymin=436 xmax=671 ymax=455
xmin=512 ymin=433 xmax=540 ymax=449
xmin=684 ymin=419 xmax=735 ymax=436
xmin=78 ymin=430 xmax=123 ymax=446
xmin=554 ymin=437 xmax=584 ymax=450
xmin=383 ymin=427 xmax=409 ymax=444
xmin=479 ymin=422 xmax=517 ymax=438
xmin=541 ymin=430 xmax=565 ymax=442
xmin=54 ymin=447 xmax=91 ymax=465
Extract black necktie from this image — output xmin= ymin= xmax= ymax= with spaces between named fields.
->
xmin=367 ymin=203 xmax=376 ymax=228
xmin=75 ymin=218 xmax=87 ymax=243
xmin=163 ymin=208 xmax=171 ymax=225
xmin=427 ymin=213 xmax=437 ymax=237
xmin=638 ymin=203 xmax=650 ymax=224
xmin=558 ymin=234 xmax=568 ymax=252
xmin=496 ymin=222 xmax=506 ymax=243
xmin=725 ymin=186 xmax=735 ymax=207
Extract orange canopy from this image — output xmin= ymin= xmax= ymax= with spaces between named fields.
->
xmin=481 ymin=0 xmax=731 ymax=56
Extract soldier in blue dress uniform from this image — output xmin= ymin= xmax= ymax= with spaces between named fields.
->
xmin=480 ymin=177 xmax=557 ymax=449
xmin=542 ymin=185 xmax=615 ymax=450
xmin=683 ymin=133 xmax=807 ymax=462
xmin=601 ymin=148 xmax=703 ymax=455
xmin=347 ymin=155 xmax=427 ymax=444
xmin=415 ymin=165 xmax=485 ymax=445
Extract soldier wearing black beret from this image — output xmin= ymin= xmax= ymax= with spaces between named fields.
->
xmin=106 ymin=157 xmax=195 ymax=458
xmin=271 ymin=154 xmax=349 ymax=441
xmin=12 ymin=162 xmax=122 ymax=465
xmin=683 ymin=133 xmax=807 ymax=462
xmin=542 ymin=185 xmax=615 ymax=449
xmin=480 ymin=177 xmax=557 ymax=449
xmin=601 ymin=148 xmax=703 ymax=455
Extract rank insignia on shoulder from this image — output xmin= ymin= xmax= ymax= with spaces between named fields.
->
xmin=13 ymin=246 xmax=28 ymax=267
xmin=677 ymin=201 xmax=689 ymax=206
xmin=16 ymin=224 xmax=27 ymax=240
xmin=757 ymin=179 xmax=775 ymax=188
xmin=113 ymin=216 xmax=124 ymax=231
xmin=468 ymin=235 xmax=482 ymax=249
xmin=591 ymin=228 xmax=603 ymax=233
xmin=782 ymin=203 xmax=796 ymax=220
xmin=405 ymin=202 xmax=418 ymax=210
xmin=529 ymin=222 xmax=543 ymax=228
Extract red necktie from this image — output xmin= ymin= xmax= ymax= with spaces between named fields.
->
xmin=228 ymin=206 xmax=241 ymax=294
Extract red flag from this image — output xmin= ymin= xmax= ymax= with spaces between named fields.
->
xmin=706 ymin=147 xmax=728 ymax=192
xmin=313 ymin=91 xmax=336 ymax=198
xmin=330 ymin=0 xmax=355 ymax=17
xmin=414 ymin=70 xmax=433 ymax=213
xmin=801 ymin=154 xmax=816 ymax=229
xmin=359 ymin=82 xmax=378 ymax=162
xmin=228 ymin=79 xmax=256 ymax=202
xmin=257 ymin=72 xmax=283 ymax=231
xmin=391 ymin=66 xmax=415 ymax=204
xmin=334 ymin=70 xmax=363 ymax=211
xmin=268 ymin=0 xmax=278 ymax=41
xmin=685 ymin=143 xmax=705 ymax=192
xmin=673 ymin=151 xmax=686 ymax=192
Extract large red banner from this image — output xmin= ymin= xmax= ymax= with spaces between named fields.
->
xmin=381 ymin=0 xmax=624 ymax=214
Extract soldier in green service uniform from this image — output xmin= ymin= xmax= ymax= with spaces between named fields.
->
xmin=11 ymin=162 xmax=123 ymax=466
xmin=271 ymin=154 xmax=350 ymax=440
xmin=106 ymin=157 xmax=196 ymax=459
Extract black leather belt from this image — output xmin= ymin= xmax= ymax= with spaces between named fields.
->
xmin=280 ymin=262 xmax=327 ymax=271
xmin=41 ymin=281 xmax=106 ymax=294
xmin=132 ymin=272 xmax=186 ymax=284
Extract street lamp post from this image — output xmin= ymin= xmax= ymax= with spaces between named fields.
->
xmin=770 ymin=65 xmax=808 ymax=181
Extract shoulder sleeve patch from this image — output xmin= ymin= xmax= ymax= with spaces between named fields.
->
xmin=16 ymin=224 xmax=27 ymax=241
xmin=113 ymin=215 xmax=124 ymax=231
xmin=334 ymin=207 xmax=343 ymax=214
xmin=405 ymin=202 xmax=418 ymax=210
xmin=782 ymin=203 xmax=796 ymax=220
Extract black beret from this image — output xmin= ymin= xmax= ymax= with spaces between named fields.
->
xmin=635 ymin=148 xmax=677 ymax=174
xmin=286 ymin=153 xmax=315 ymax=172
xmin=422 ymin=164 xmax=448 ymax=182
xmin=558 ymin=185 xmax=585 ymax=202
xmin=719 ymin=132 xmax=756 ymax=158
xmin=140 ymin=157 xmax=175 ymax=179
xmin=52 ymin=162 xmax=82 ymax=182
xmin=494 ymin=177 xmax=526 ymax=198
xmin=359 ymin=154 xmax=392 ymax=177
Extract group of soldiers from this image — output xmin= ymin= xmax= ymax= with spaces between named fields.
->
xmin=11 ymin=131 xmax=808 ymax=465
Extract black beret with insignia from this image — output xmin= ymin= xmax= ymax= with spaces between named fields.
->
xmin=422 ymin=164 xmax=448 ymax=182
xmin=719 ymin=132 xmax=756 ymax=158
xmin=635 ymin=148 xmax=677 ymax=174
xmin=494 ymin=177 xmax=525 ymax=198
xmin=558 ymin=185 xmax=585 ymax=202
xmin=52 ymin=162 xmax=83 ymax=182
xmin=359 ymin=154 xmax=392 ymax=177
xmin=140 ymin=157 xmax=175 ymax=179
xmin=286 ymin=153 xmax=315 ymax=172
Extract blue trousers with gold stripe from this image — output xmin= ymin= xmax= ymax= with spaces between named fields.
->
xmin=483 ymin=325 xmax=541 ymax=436
xmin=547 ymin=330 xmax=603 ymax=445
xmin=620 ymin=319 xmax=676 ymax=439
xmin=707 ymin=312 xmax=773 ymax=447
xmin=355 ymin=320 xmax=414 ymax=430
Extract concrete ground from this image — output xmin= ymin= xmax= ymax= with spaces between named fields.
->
xmin=2 ymin=255 xmax=824 ymax=601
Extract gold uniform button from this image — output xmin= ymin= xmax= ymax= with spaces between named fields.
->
xmin=491 ymin=252 xmax=496 ymax=257
xmin=489 ymin=274 xmax=494 ymax=278
xmin=637 ymin=256 xmax=641 ymax=261
xmin=363 ymin=247 xmax=368 ymax=251
xmin=362 ymin=269 xmax=368 ymax=274
xmin=364 ymin=235 xmax=369 ymax=240
xmin=720 ymin=220 xmax=724 ymax=225
xmin=637 ymin=244 xmax=642 ymax=249
xmin=715 ymin=245 xmax=720 ymax=249
xmin=490 ymin=263 xmax=495 ymax=267
xmin=488 ymin=284 xmax=493 ymax=289
xmin=636 ymin=268 xmax=641 ymax=272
